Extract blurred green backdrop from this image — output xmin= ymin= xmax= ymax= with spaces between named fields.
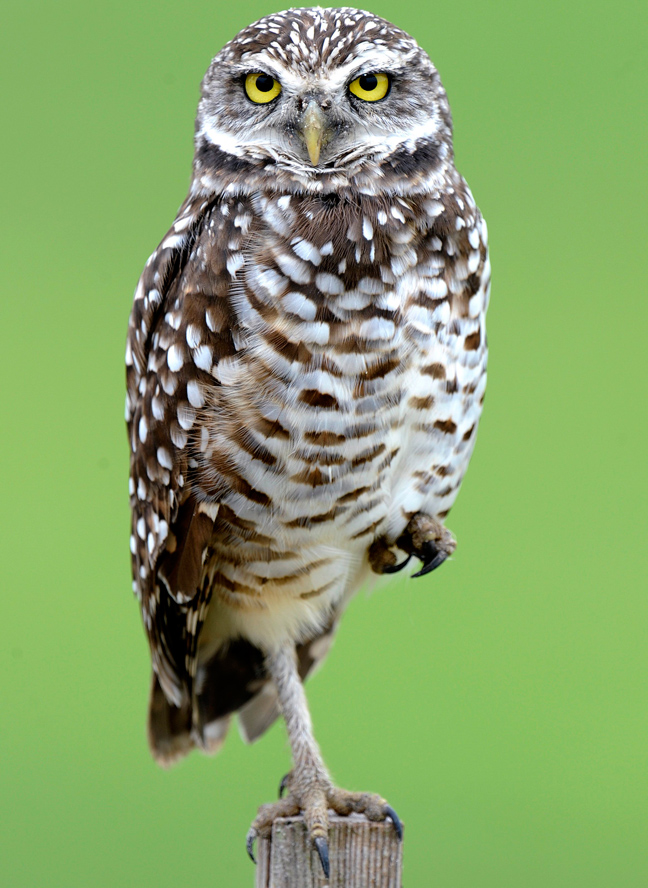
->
xmin=1 ymin=1 xmax=646 ymax=886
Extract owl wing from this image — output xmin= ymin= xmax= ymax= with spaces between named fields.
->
xmin=126 ymin=192 xmax=240 ymax=708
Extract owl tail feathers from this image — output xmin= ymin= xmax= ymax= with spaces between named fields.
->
xmin=237 ymin=684 xmax=281 ymax=744
xmin=147 ymin=622 xmax=340 ymax=764
xmin=147 ymin=673 xmax=194 ymax=766
xmin=235 ymin=618 xmax=340 ymax=743
xmin=147 ymin=673 xmax=231 ymax=766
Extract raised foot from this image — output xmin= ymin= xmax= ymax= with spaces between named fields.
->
xmin=369 ymin=513 xmax=457 ymax=578
xmin=246 ymin=781 xmax=402 ymax=878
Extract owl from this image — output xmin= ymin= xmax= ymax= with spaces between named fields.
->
xmin=126 ymin=6 xmax=489 ymax=876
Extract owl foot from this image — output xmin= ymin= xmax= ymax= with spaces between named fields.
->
xmin=369 ymin=513 xmax=456 ymax=578
xmin=368 ymin=537 xmax=411 ymax=574
xmin=402 ymin=513 xmax=457 ymax=577
xmin=246 ymin=776 xmax=402 ymax=877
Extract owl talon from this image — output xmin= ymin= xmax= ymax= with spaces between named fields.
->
xmin=246 ymin=827 xmax=257 ymax=864
xmin=383 ymin=804 xmax=403 ymax=840
xmin=278 ymin=772 xmax=291 ymax=798
xmin=381 ymin=554 xmax=412 ymax=574
xmin=314 ymin=836 xmax=330 ymax=878
xmin=411 ymin=543 xmax=447 ymax=577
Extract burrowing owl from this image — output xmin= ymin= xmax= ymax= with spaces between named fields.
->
xmin=126 ymin=6 xmax=489 ymax=875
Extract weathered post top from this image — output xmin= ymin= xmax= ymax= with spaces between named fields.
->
xmin=255 ymin=814 xmax=403 ymax=888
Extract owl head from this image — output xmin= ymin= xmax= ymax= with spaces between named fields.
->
xmin=193 ymin=7 xmax=454 ymax=191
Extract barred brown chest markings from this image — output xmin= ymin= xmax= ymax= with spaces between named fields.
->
xmin=127 ymin=177 xmax=488 ymax=667
xmin=140 ymin=184 xmax=488 ymax=617
xmin=194 ymin=192 xmax=424 ymax=604
xmin=177 ymin=185 xmax=480 ymax=607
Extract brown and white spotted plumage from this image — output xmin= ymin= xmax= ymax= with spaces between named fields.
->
xmin=126 ymin=6 xmax=489 ymax=870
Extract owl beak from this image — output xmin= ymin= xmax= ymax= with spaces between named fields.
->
xmin=301 ymin=100 xmax=329 ymax=166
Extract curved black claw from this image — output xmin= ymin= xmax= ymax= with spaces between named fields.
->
xmin=278 ymin=773 xmax=291 ymax=798
xmin=314 ymin=836 xmax=330 ymax=879
xmin=411 ymin=542 xmax=448 ymax=578
xmin=383 ymin=804 xmax=403 ymax=841
xmin=246 ymin=828 xmax=257 ymax=865
xmin=382 ymin=554 xmax=412 ymax=574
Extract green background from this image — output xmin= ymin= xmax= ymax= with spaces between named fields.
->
xmin=1 ymin=1 xmax=646 ymax=885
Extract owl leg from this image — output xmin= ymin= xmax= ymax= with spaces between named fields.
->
xmin=369 ymin=513 xmax=457 ymax=578
xmin=246 ymin=644 xmax=401 ymax=877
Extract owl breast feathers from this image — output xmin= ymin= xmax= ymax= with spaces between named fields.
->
xmin=126 ymin=6 xmax=489 ymax=764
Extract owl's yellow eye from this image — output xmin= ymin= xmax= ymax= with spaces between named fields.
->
xmin=245 ymin=72 xmax=282 ymax=104
xmin=348 ymin=72 xmax=390 ymax=102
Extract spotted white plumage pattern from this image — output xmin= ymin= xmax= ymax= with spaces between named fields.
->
xmin=126 ymin=7 xmax=489 ymax=764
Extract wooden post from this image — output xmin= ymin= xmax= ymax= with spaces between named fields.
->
xmin=255 ymin=813 xmax=403 ymax=888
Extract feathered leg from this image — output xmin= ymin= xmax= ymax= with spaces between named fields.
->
xmin=246 ymin=644 xmax=402 ymax=877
